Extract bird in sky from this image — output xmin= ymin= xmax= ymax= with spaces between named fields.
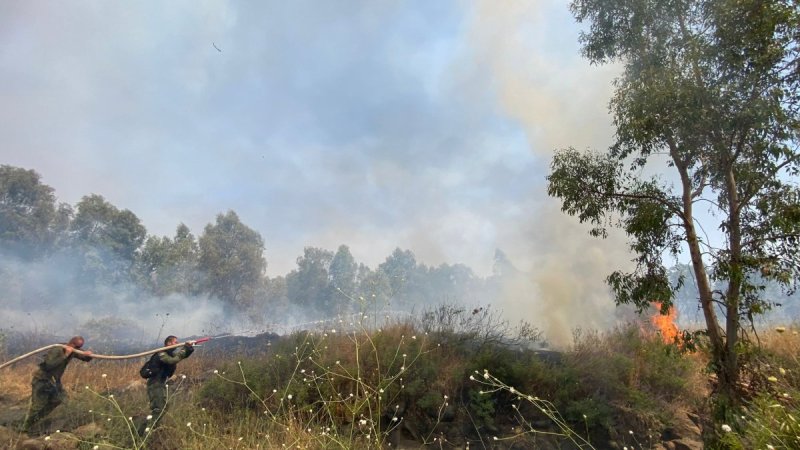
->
xmin=212 ymin=42 xmax=222 ymax=52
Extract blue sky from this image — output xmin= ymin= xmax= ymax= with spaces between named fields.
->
xmin=1 ymin=0 xmax=642 ymax=342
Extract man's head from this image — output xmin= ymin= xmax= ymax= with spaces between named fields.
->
xmin=68 ymin=336 xmax=85 ymax=349
xmin=164 ymin=335 xmax=178 ymax=346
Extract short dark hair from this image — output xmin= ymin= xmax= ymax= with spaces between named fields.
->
xmin=164 ymin=335 xmax=178 ymax=346
xmin=68 ymin=336 xmax=85 ymax=348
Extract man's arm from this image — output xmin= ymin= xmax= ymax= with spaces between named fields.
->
xmin=74 ymin=350 xmax=93 ymax=362
xmin=157 ymin=344 xmax=193 ymax=365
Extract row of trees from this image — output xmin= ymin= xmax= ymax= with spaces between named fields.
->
xmin=0 ymin=165 xmax=497 ymax=320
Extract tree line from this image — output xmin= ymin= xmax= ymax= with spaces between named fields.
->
xmin=0 ymin=165 xmax=509 ymax=322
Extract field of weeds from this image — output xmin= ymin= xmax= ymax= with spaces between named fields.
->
xmin=0 ymin=319 xmax=797 ymax=449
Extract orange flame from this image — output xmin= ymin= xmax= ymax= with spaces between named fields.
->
xmin=650 ymin=302 xmax=680 ymax=344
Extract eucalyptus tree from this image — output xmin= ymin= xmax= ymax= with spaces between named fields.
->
xmin=0 ymin=165 xmax=59 ymax=258
xmin=286 ymin=246 xmax=334 ymax=316
xmin=70 ymin=194 xmax=147 ymax=283
xmin=198 ymin=211 xmax=266 ymax=310
xmin=548 ymin=0 xmax=799 ymax=406
xmin=136 ymin=224 xmax=200 ymax=297
xmin=327 ymin=244 xmax=358 ymax=312
xmin=378 ymin=248 xmax=420 ymax=306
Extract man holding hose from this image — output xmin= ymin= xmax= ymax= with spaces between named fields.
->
xmin=139 ymin=335 xmax=194 ymax=434
xmin=21 ymin=336 xmax=93 ymax=433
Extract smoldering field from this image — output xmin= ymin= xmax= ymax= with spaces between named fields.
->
xmin=0 ymin=234 xmax=643 ymax=356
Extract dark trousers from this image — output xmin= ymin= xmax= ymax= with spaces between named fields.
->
xmin=22 ymin=378 xmax=64 ymax=431
xmin=137 ymin=379 xmax=169 ymax=436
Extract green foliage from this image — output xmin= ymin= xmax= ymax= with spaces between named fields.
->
xmin=328 ymin=245 xmax=358 ymax=313
xmin=197 ymin=210 xmax=265 ymax=310
xmin=705 ymin=329 xmax=800 ymax=448
xmin=551 ymin=0 xmax=800 ymax=407
xmin=135 ymin=223 xmax=200 ymax=297
xmin=0 ymin=165 xmax=60 ymax=258
xmin=69 ymin=194 xmax=146 ymax=284
xmin=558 ymin=326 xmax=699 ymax=436
xmin=71 ymin=194 xmax=146 ymax=262
xmin=285 ymin=247 xmax=334 ymax=316
xmin=467 ymin=388 xmax=497 ymax=431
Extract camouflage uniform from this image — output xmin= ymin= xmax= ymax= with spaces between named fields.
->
xmin=21 ymin=346 xmax=92 ymax=432
xmin=146 ymin=344 xmax=193 ymax=425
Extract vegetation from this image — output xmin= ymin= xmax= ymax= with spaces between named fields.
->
xmin=1 ymin=3 xmax=798 ymax=447
xmin=0 ymin=164 xmax=517 ymax=325
xmin=2 ymin=316 xmax=738 ymax=449
xmin=548 ymin=0 xmax=800 ymax=420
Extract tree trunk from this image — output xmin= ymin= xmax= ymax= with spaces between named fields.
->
xmin=672 ymin=151 xmax=725 ymax=359
xmin=722 ymin=167 xmax=743 ymax=400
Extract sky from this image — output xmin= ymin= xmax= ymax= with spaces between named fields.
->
xmin=1 ymin=1 xmax=635 ymax=343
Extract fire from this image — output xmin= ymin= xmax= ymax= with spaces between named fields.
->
xmin=650 ymin=302 xmax=680 ymax=344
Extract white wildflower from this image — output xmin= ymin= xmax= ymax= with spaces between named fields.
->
xmin=721 ymin=424 xmax=732 ymax=432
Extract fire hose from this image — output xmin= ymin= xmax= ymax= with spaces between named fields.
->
xmin=0 ymin=337 xmax=211 ymax=371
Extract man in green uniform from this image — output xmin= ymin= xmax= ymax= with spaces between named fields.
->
xmin=143 ymin=335 xmax=193 ymax=432
xmin=21 ymin=336 xmax=93 ymax=433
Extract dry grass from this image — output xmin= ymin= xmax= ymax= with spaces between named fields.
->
xmin=6 ymin=321 xmax=792 ymax=449
xmin=0 ymin=361 xmax=37 ymax=401
xmin=760 ymin=325 xmax=800 ymax=360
